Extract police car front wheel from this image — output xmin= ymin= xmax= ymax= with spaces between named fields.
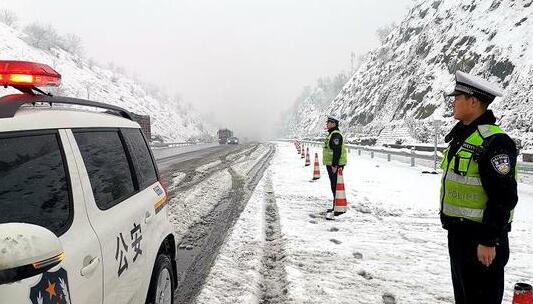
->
xmin=146 ymin=254 xmax=175 ymax=304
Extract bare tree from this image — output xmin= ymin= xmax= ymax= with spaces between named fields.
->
xmin=0 ymin=9 xmax=18 ymax=27
xmin=82 ymin=80 xmax=95 ymax=99
xmin=23 ymin=23 xmax=60 ymax=51
xmin=351 ymin=52 xmax=369 ymax=74
xmin=59 ymin=33 xmax=83 ymax=56
xmin=87 ymin=58 xmax=96 ymax=70
xmin=376 ymin=23 xmax=397 ymax=44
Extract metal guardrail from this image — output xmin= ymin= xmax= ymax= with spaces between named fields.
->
xmin=150 ymin=142 xmax=201 ymax=149
xmin=280 ymin=139 xmax=533 ymax=175
xmin=517 ymin=162 xmax=533 ymax=175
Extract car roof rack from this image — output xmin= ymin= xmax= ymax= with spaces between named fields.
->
xmin=0 ymin=94 xmax=133 ymax=120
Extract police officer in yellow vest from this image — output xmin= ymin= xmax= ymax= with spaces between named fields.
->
xmin=442 ymin=71 xmax=518 ymax=304
xmin=323 ymin=115 xmax=347 ymax=219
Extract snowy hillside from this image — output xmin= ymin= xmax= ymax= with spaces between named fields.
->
xmin=0 ymin=23 xmax=215 ymax=142
xmin=286 ymin=0 xmax=533 ymax=148
xmin=282 ymin=74 xmax=348 ymax=139
xmin=283 ymin=87 xmax=332 ymax=138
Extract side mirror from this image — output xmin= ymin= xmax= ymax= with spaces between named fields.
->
xmin=0 ymin=223 xmax=64 ymax=285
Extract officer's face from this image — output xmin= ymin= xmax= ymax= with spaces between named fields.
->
xmin=452 ymin=94 xmax=473 ymax=121
xmin=326 ymin=121 xmax=336 ymax=129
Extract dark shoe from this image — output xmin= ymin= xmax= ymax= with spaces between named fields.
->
xmin=334 ymin=211 xmax=345 ymax=216
xmin=326 ymin=208 xmax=334 ymax=213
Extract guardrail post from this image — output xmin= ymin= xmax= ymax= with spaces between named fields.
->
xmin=410 ymin=148 xmax=415 ymax=167
xmin=387 ymin=153 xmax=391 ymax=162
xmin=371 ymin=151 xmax=374 ymax=158
xmin=358 ymin=149 xmax=361 ymax=156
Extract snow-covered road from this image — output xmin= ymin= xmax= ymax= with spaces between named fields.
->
xmin=158 ymin=143 xmax=276 ymax=303
xmin=196 ymin=141 xmax=533 ymax=304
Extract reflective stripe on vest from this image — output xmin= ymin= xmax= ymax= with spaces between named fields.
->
xmin=322 ymin=129 xmax=347 ymax=166
xmin=442 ymin=202 xmax=484 ymax=219
xmin=440 ymin=124 xmax=515 ymax=223
xmin=445 ymin=171 xmax=482 ymax=186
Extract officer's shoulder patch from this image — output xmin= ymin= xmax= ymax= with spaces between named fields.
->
xmin=491 ymin=154 xmax=511 ymax=175
xmin=332 ymin=138 xmax=340 ymax=145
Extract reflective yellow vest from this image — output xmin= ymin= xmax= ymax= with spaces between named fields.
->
xmin=323 ymin=129 xmax=347 ymax=166
xmin=440 ymin=124 xmax=515 ymax=223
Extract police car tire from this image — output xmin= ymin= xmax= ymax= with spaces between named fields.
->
xmin=146 ymin=254 xmax=175 ymax=304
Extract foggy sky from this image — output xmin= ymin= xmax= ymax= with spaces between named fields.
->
xmin=1 ymin=0 xmax=412 ymax=140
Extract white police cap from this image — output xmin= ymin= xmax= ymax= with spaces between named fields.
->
xmin=447 ymin=71 xmax=503 ymax=103
xmin=326 ymin=115 xmax=340 ymax=124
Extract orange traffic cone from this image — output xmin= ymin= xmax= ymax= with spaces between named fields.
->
xmin=334 ymin=167 xmax=347 ymax=213
xmin=305 ymin=150 xmax=310 ymax=166
xmin=312 ymin=153 xmax=320 ymax=180
xmin=513 ymin=283 xmax=533 ymax=304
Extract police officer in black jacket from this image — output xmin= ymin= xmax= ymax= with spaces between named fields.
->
xmin=323 ymin=116 xmax=347 ymax=219
xmin=441 ymin=71 xmax=518 ymax=304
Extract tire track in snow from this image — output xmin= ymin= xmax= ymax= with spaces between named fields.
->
xmin=260 ymin=175 xmax=289 ymax=304
xmin=174 ymin=144 xmax=276 ymax=303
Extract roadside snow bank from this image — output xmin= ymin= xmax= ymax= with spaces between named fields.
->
xmin=195 ymin=172 xmax=267 ymax=304
xmin=232 ymin=144 xmax=270 ymax=176
xmin=168 ymin=169 xmax=232 ymax=243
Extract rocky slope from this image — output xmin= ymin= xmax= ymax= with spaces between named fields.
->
xmin=285 ymin=0 xmax=533 ymax=148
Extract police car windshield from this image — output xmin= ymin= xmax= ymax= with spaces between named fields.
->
xmin=0 ymin=132 xmax=71 ymax=236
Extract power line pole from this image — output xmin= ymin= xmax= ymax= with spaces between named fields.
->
xmin=433 ymin=118 xmax=442 ymax=173
xmin=350 ymin=52 xmax=356 ymax=75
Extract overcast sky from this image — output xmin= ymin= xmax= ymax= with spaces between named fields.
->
xmin=1 ymin=0 xmax=412 ymax=139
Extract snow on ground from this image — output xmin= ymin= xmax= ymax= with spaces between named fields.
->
xmin=231 ymin=144 xmax=271 ymax=176
xmin=168 ymin=170 xmax=232 ymax=243
xmin=226 ymin=146 xmax=257 ymax=163
xmin=195 ymin=172 xmax=266 ymax=304
xmin=196 ymin=160 xmax=223 ymax=173
xmin=167 ymin=172 xmax=187 ymax=193
xmin=197 ymin=142 xmax=533 ymax=304
xmin=168 ymin=143 xmax=273 ymax=254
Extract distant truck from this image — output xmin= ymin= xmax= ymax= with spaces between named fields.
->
xmin=227 ymin=137 xmax=239 ymax=144
xmin=130 ymin=113 xmax=151 ymax=140
xmin=217 ymin=128 xmax=233 ymax=144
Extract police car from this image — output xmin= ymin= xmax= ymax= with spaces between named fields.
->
xmin=0 ymin=61 xmax=177 ymax=304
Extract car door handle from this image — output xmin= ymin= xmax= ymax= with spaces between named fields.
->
xmin=144 ymin=211 xmax=153 ymax=224
xmin=80 ymin=256 xmax=100 ymax=277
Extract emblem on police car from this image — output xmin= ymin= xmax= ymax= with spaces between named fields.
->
xmin=30 ymin=267 xmax=71 ymax=304
xmin=491 ymin=154 xmax=511 ymax=175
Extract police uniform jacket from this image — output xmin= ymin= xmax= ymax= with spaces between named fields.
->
xmin=440 ymin=110 xmax=518 ymax=246
xmin=327 ymin=127 xmax=344 ymax=166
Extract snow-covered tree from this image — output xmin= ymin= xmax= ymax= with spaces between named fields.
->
xmin=0 ymin=9 xmax=18 ymax=27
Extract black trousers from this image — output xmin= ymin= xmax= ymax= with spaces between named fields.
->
xmin=448 ymin=231 xmax=509 ymax=304
xmin=326 ymin=165 xmax=344 ymax=208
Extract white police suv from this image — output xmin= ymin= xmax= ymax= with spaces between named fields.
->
xmin=0 ymin=61 xmax=177 ymax=304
